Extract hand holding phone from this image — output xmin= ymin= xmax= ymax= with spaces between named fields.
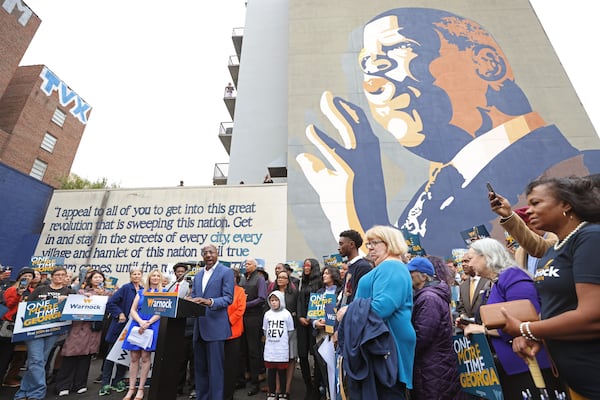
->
xmin=486 ymin=182 xmax=496 ymax=198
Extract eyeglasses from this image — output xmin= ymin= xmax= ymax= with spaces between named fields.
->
xmin=365 ymin=240 xmax=385 ymax=249
xmin=277 ymin=276 xmax=289 ymax=280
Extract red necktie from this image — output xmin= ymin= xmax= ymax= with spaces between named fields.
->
xmin=175 ymin=283 xmax=179 ymax=293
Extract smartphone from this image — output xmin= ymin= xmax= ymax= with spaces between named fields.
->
xmin=18 ymin=278 xmax=28 ymax=290
xmin=459 ymin=316 xmax=475 ymax=325
xmin=486 ymin=182 xmax=496 ymax=197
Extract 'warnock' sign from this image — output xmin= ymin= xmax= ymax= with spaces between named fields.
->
xmin=61 ymin=294 xmax=108 ymax=321
xmin=141 ymin=292 xmax=179 ymax=318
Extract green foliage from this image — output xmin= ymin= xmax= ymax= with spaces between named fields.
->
xmin=58 ymin=174 xmax=119 ymax=189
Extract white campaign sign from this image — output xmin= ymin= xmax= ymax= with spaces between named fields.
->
xmin=106 ymin=319 xmax=154 ymax=377
xmin=61 ymin=294 xmax=109 ymax=321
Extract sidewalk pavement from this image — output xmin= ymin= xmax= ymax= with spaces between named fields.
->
xmin=0 ymin=357 xmax=306 ymax=400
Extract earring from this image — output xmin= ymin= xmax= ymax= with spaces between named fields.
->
xmin=563 ymin=211 xmax=567 ymax=217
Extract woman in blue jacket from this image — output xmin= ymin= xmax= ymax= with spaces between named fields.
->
xmin=99 ymin=267 xmax=143 ymax=396
xmin=342 ymin=225 xmax=416 ymax=399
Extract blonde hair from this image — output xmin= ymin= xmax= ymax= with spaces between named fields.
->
xmin=145 ymin=268 xmax=164 ymax=290
xmin=365 ymin=225 xmax=408 ymax=258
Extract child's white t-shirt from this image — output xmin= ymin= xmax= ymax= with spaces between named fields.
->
xmin=262 ymin=308 xmax=295 ymax=362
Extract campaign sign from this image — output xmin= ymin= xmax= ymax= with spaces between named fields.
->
xmin=141 ymin=291 xmax=178 ymax=317
xmin=324 ymin=294 xmax=337 ymax=334
xmin=460 ymin=225 xmax=490 ymax=245
xmin=307 ymin=292 xmax=336 ymax=321
xmin=400 ymin=228 xmax=427 ymax=256
xmin=453 ymin=333 xmax=503 ymax=400
xmin=12 ymin=299 xmax=71 ymax=342
xmin=30 ymin=256 xmax=65 ymax=273
xmin=105 ymin=276 xmax=119 ymax=290
xmin=106 ymin=319 xmax=154 ymax=375
xmin=61 ymin=294 xmax=108 ymax=321
xmin=322 ymin=253 xmax=344 ymax=268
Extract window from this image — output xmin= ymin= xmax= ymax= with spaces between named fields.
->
xmin=52 ymin=108 xmax=66 ymax=127
xmin=30 ymin=159 xmax=48 ymax=180
xmin=41 ymin=133 xmax=57 ymax=153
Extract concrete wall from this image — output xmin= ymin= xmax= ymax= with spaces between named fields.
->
xmin=227 ymin=0 xmax=289 ymax=185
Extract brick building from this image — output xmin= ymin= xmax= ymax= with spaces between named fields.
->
xmin=0 ymin=0 xmax=92 ymax=188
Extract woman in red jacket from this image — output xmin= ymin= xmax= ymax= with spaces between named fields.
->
xmin=0 ymin=267 xmax=35 ymax=385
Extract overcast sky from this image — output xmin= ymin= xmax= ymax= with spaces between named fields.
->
xmin=19 ymin=0 xmax=599 ymax=188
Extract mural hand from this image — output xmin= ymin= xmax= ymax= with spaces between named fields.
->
xmin=296 ymin=91 xmax=388 ymax=241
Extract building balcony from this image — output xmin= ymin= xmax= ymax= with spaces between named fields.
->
xmin=218 ymin=121 xmax=233 ymax=155
xmin=213 ymin=163 xmax=229 ymax=185
xmin=223 ymin=81 xmax=236 ymax=120
xmin=232 ymin=27 xmax=244 ymax=59
xmin=228 ymin=55 xmax=239 ymax=86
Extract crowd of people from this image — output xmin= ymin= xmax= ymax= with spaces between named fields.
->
xmin=1 ymin=175 xmax=599 ymax=400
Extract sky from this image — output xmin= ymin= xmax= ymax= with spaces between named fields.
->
xmin=19 ymin=0 xmax=599 ymax=189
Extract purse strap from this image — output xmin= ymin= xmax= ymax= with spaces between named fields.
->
xmin=540 ymin=339 xmax=560 ymax=378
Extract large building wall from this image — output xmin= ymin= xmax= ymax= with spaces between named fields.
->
xmin=0 ymin=0 xmax=40 ymax=99
xmin=286 ymin=0 xmax=600 ymax=260
xmin=0 ymin=65 xmax=91 ymax=188
xmin=227 ymin=0 xmax=289 ymax=185
xmin=0 ymin=162 xmax=53 ymax=270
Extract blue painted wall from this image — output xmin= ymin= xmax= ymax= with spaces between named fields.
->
xmin=0 ymin=162 xmax=53 ymax=276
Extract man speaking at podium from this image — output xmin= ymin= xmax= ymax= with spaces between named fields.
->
xmin=188 ymin=244 xmax=234 ymax=400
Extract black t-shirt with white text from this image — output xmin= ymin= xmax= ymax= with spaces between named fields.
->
xmin=28 ymin=284 xmax=74 ymax=301
xmin=535 ymin=223 xmax=600 ymax=398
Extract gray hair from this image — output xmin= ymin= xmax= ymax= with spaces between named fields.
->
xmin=469 ymin=238 xmax=516 ymax=275
xmin=129 ymin=266 xmax=143 ymax=275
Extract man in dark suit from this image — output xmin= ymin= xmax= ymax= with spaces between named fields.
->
xmin=188 ymin=244 xmax=234 ymax=400
xmin=456 ymin=251 xmax=490 ymax=321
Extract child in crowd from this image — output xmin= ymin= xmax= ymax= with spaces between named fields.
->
xmin=262 ymin=291 xmax=294 ymax=400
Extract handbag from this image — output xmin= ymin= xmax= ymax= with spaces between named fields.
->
xmin=479 ymin=299 xmax=538 ymax=329
xmin=0 ymin=319 xmax=15 ymax=338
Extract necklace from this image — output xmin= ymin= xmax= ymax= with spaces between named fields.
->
xmin=554 ymin=221 xmax=588 ymax=251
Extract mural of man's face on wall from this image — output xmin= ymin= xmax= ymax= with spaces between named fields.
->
xmin=296 ymin=8 xmax=600 ymax=257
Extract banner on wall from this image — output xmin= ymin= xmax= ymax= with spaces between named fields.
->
xmin=34 ymin=185 xmax=287 ymax=285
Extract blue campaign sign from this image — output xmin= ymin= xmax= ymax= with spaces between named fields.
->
xmin=141 ymin=292 xmax=179 ymax=317
xmin=324 ymin=294 xmax=337 ymax=333
xmin=307 ymin=293 xmax=336 ymax=328
xmin=12 ymin=299 xmax=71 ymax=342
xmin=453 ymin=333 xmax=503 ymax=400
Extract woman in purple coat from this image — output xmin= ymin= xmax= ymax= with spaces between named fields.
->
xmin=461 ymin=238 xmax=562 ymax=400
xmin=408 ymin=257 xmax=460 ymax=400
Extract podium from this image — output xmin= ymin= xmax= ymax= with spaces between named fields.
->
xmin=145 ymin=294 xmax=205 ymax=400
